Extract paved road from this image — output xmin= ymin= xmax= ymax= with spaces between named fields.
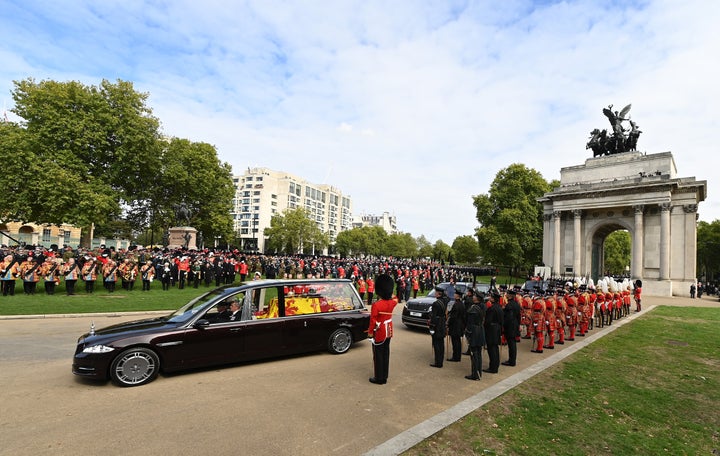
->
xmin=0 ymin=295 xmax=715 ymax=456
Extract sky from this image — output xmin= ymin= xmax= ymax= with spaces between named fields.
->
xmin=1 ymin=0 xmax=718 ymax=244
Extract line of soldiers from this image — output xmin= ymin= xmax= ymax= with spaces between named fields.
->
xmin=426 ymin=280 xmax=641 ymax=381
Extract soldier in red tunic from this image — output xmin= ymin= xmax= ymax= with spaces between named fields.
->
xmin=531 ymin=297 xmax=545 ymax=353
xmin=367 ymin=274 xmax=397 ymax=385
xmin=633 ymin=280 xmax=642 ymax=312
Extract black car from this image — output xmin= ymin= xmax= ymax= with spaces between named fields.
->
xmin=401 ymin=282 xmax=490 ymax=329
xmin=72 ymin=279 xmax=369 ymax=386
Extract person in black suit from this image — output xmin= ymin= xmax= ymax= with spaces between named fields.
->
xmin=501 ymin=290 xmax=522 ymax=366
xmin=429 ymin=286 xmax=449 ymax=368
xmin=483 ymin=291 xmax=503 ymax=373
xmin=228 ymin=299 xmax=243 ymax=321
xmin=446 ymin=289 xmax=466 ymax=362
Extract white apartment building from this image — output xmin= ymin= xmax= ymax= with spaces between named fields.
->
xmin=232 ymin=167 xmax=353 ymax=253
xmin=352 ymin=212 xmax=398 ymax=234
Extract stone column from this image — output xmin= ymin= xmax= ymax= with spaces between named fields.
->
xmin=553 ymin=211 xmax=562 ymax=275
xmin=632 ymin=205 xmax=644 ymax=279
xmin=573 ymin=209 xmax=582 ymax=277
xmin=659 ymin=203 xmax=672 ymax=280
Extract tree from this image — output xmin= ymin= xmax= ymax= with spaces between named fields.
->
xmin=451 ymin=235 xmax=481 ymax=264
xmin=603 ymin=230 xmax=631 ymax=275
xmin=384 ymin=232 xmax=417 ymax=258
xmin=5 ymin=78 xmax=162 ymax=227
xmin=334 ymin=226 xmax=387 ymax=257
xmin=473 ymin=164 xmax=553 ymax=272
xmin=136 ymin=138 xmax=234 ymax=241
xmin=697 ymin=220 xmax=720 ymax=282
xmin=416 ymin=235 xmax=433 ymax=258
xmin=264 ymin=208 xmax=329 ymax=254
xmin=432 ymin=240 xmax=451 ymax=262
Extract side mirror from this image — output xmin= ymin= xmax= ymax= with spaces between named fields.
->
xmin=194 ymin=319 xmax=211 ymax=329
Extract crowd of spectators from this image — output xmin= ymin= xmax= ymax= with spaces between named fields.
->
xmin=0 ymin=244 xmax=497 ymax=299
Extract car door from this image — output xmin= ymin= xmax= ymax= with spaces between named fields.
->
xmin=163 ymin=294 xmax=249 ymax=370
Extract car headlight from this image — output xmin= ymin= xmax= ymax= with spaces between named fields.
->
xmin=82 ymin=345 xmax=116 ymax=354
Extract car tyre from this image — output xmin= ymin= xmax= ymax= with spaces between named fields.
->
xmin=327 ymin=328 xmax=353 ymax=354
xmin=110 ymin=347 xmax=160 ymax=387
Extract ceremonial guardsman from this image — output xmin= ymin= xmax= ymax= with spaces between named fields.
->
xmin=622 ymin=287 xmax=632 ymax=317
xmin=366 ymin=276 xmax=374 ymax=305
xmin=40 ymin=257 xmax=60 ymax=295
xmin=576 ymin=289 xmax=587 ymax=337
xmin=633 ymin=280 xmax=642 ymax=312
xmin=554 ymin=290 xmax=567 ymax=345
xmin=531 ymin=296 xmax=546 ymax=353
xmin=595 ymin=291 xmax=606 ymax=328
xmin=543 ymin=292 xmax=556 ymax=350
xmin=20 ymin=256 xmax=41 ymax=295
xmin=580 ymin=287 xmax=592 ymax=336
xmin=565 ymin=291 xmax=578 ymax=340
xmin=367 ymin=274 xmax=397 ymax=385
xmin=521 ymin=292 xmax=533 ymax=339
xmin=357 ymin=277 xmax=367 ymax=302
xmin=81 ymin=258 xmax=98 ymax=293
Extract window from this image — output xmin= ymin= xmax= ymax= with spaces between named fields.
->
xmin=42 ymin=228 xmax=51 ymax=243
xmin=282 ymin=282 xmax=363 ymax=316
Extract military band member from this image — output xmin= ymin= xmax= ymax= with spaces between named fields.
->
xmin=140 ymin=260 xmax=155 ymax=291
xmin=1 ymin=254 xmax=20 ymax=296
xmin=102 ymin=259 xmax=119 ymax=293
xmin=20 ymin=256 xmax=41 ymax=295
xmin=41 ymin=257 xmax=61 ymax=295
xmin=82 ymin=258 xmax=98 ymax=293
xmin=63 ymin=257 xmax=80 ymax=295
xmin=367 ymin=274 xmax=397 ymax=385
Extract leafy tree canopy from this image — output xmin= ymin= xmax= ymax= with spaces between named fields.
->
xmin=473 ymin=163 xmax=553 ymax=270
xmin=265 ymin=208 xmax=329 ymax=254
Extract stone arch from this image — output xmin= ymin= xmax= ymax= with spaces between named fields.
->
xmin=589 ymin=221 xmax=632 ymax=282
xmin=18 ymin=225 xmax=35 ymax=234
xmin=539 ymin=151 xmax=706 ymax=297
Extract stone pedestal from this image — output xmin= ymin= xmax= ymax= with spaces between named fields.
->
xmin=167 ymin=226 xmax=197 ymax=250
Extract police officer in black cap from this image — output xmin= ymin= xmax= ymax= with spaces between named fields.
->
xmin=483 ymin=289 xmax=503 ymax=373
xmin=429 ymin=285 xmax=449 ymax=368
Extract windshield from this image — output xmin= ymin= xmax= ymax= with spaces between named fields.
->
xmin=167 ymin=289 xmax=227 ymax=323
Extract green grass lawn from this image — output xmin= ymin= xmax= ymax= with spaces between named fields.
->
xmin=0 ymin=281 xmax=215 ymax=315
xmin=403 ymin=306 xmax=720 ymax=455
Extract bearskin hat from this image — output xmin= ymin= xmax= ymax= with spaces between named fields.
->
xmin=375 ymin=274 xmax=395 ymax=300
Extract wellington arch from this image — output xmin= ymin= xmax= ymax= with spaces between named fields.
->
xmin=538 ymin=151 xmax=706 ymax=297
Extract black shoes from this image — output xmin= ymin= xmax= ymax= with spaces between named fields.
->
xmin=368 ymin=377 xmax=386 ymax=385
xmin=556 ymin=341 xmax=565 ymax=345
xmin=429 ymin=363 xmax=443 ymax=368
xmin=482 ymin=368 xmax=498 ymax=374
xmin=501 ymin=361 xmax=516 ymax=366
xmin=446 ymin=358 xmax=461 ymax=362
xmin=531 ymin=349 xmax=544 ymax=353
xmin=465 ymin=375 xmax=480 ymax=381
